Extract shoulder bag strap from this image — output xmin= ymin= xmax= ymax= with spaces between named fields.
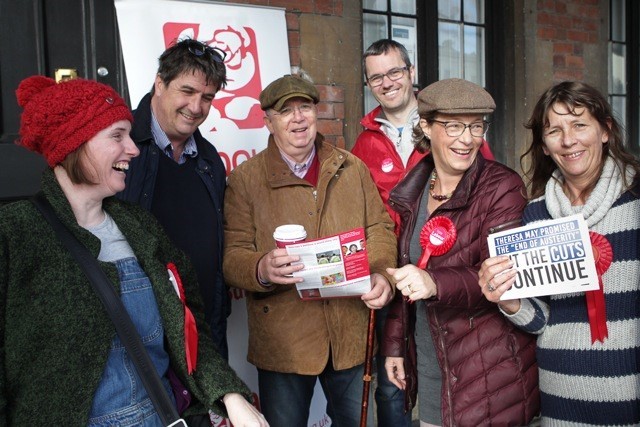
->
xmin=31 ymin=193 xmax=186 ymax=427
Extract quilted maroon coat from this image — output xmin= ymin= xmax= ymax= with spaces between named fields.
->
xmin=382 ymin=154 xmax=540 ymax=426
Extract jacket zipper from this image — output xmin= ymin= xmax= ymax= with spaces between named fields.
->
xmin=433 ymin=311 xmax=455 ymax=426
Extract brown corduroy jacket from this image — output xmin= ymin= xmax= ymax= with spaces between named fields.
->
xmin=223 ymin=135 xmax=397 ymax=374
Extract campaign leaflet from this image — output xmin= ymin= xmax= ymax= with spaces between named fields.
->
xmin=284 ymin=227 xmax=371 ymax=300
xmin=487 ymin=214 xmax=599 ymax=300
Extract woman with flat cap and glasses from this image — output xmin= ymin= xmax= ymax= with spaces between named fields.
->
xmin=0 ymin=75 xmax=267 ymax=426
xmin=382 ymin=78 xmax=540 ymax=426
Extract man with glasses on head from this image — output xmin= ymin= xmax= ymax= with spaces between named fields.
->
xmin=223 ymin=73 xmax=398 ymax=427
xmin=351 ymin=39 xmax=494 ymax=426
xmin=118 ymin=38 xmax=232 ymax=359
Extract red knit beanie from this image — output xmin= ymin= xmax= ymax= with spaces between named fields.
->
xmin=16 ymin=76 xmax=133 ymax=167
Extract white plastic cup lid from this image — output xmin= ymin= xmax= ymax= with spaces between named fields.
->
xmin=273 ymin=224 xmax=307 ymax=242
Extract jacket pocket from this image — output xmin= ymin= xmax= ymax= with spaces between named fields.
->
xmin=467 ymin=308 xmax=489 ymax=329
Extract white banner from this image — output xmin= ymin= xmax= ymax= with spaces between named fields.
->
xmin=114 ymin=1 xmax=331 ymax=425
xmin=115 ymin=0 xmax=289 ymax=173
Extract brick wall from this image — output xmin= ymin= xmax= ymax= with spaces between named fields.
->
xmin=536 ymin=0 xmax=602 ymax=82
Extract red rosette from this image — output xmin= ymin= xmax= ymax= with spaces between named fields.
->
xmin=417 ymin=216 xmax=457 ymax=269
xmin=586 ymin=232 xmax=612 ymax=344
xmin=590 ymin=232 xmax=613 ymax=274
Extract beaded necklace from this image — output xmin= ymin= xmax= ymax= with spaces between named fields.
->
xmin=429 ymin=169 xmax=453 ymax=201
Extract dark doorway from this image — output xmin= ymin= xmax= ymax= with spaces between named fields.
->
xmin=0 ymin=0 xmax=126 ymax=202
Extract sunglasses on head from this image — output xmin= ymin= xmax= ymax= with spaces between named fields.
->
xmin=183 ymin=40 xmax=227 ymax=63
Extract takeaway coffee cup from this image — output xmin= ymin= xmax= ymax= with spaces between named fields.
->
xmin=273 ymin=224 xmax=307 ymax=248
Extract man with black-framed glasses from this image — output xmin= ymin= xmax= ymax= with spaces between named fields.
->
xmin=118 ymin=38 xmax=232 ymax=361
xmin=352 ymin=37 xmax=419 ymax=427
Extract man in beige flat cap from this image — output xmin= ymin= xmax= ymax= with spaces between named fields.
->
xmin=223 ymin=73 xmax=398 ymax=427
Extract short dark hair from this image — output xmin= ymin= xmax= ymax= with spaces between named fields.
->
xmin=152 ymin=38 xmax=227 ymax=94
xmin=521 ymin=81 xmax=640 ymax=199
xmin=362 ymin=39 xmax=412 ymax=79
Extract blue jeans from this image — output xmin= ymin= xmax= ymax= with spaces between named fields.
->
xmin=375 ymin=306 xmax=412 ymax=427
xmin=258 ymin=362 xmax=373 ymax=427
xmin=88 ymin=258 xmax=174 ymax=426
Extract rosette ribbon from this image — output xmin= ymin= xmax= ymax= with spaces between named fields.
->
xmin=167 ymin=262 xmax=198 ymax=374
xmin=586 ymin=232 xmax=612 ymax=344
xmin=418 ymin=216 xmax=457 ymax=269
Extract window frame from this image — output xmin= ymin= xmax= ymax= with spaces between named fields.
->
xmin=362 ymin=0 xmax=507 ymax=160
xmin=419 ymin=0 xmax=505 ymax=160
xmin=609 ymin=0 xmax=640 ymax=154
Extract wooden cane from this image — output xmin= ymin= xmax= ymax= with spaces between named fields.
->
xmin=359 ymin=308 xmax=376 ymax=427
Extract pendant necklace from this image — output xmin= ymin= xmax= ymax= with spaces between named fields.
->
xmin=429 ymin=169 xmax=453 ymax=201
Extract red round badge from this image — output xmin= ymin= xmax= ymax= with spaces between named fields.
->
xmin=381 ymin=158 xmax=394 ymax=173
xmin=418 ymin=216 xmax=457 ymax=269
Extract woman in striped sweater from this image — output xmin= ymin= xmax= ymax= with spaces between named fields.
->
xmin=478 ymin=81 xmax=640 ymax=426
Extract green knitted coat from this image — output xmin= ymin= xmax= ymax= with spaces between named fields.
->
xmin=0 ymin=169 xmax=250 ymax=425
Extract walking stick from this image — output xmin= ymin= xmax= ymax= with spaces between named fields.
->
xmin=360 ymin=308 xmax=376 ymax=427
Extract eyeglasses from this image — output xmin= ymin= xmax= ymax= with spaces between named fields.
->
xmin=366 ymin=66 xmax=409 ymax=87
xmin=184 ymin=40 xmax=227 ymax=63
xmin=271 ymin=103 xmax=316 ymax=120
xmin=432 ymin=120 xmax=489 ymax=138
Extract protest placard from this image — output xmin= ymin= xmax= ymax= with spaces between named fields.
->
xmin=487 ymin=214 xmax=599 ymax=300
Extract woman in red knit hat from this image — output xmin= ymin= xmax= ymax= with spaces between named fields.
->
xmin=0 ymin=75 xmax=267 ymax=426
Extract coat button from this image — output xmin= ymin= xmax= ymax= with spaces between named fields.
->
xmin=263 ymin=306 xmax=269 ymax=313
